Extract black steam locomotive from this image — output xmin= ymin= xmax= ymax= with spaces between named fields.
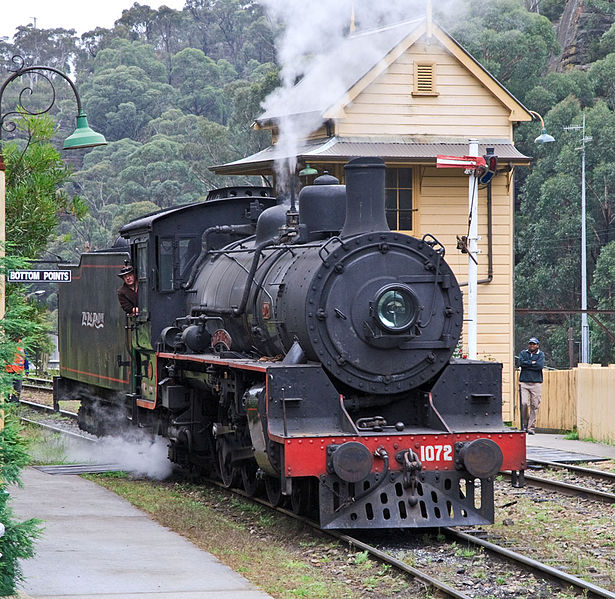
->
xmin=56 ymin=157 xmax=526 ymax=529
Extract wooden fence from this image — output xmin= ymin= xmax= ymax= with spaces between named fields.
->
xmin=513 ymin=365 xmax=615 ymax=443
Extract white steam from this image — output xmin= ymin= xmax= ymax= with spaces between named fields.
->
xmin=259 ymin=0 xmax=467 ymax=191
xmin=65 ymin=431 xmax=173 ymax=480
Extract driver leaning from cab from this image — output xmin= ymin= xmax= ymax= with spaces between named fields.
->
xmin=117 ymin=265 xmax=138 ymax=316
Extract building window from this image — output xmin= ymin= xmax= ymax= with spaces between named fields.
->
xmin=412 ymin=62 xmax=438 ymax=96
xmin=385 ymin=167 xmax=413 ymax=231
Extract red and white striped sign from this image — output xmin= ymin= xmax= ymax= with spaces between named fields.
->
xmin=436 ymin=155 xmax=487 ymax=169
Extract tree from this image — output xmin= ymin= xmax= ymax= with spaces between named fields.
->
xmin=443 ymin=0 xmax=559 ymax=102
xmin=589 ymin=52 xmax=615 ymax=109
xmin=0 ymin=112 xmax=80 ymax=592
xmin=590 ymin=240 xmax=615 ymax=363
xmin=514 ymin=92 xmax=615 ymax=365
xmin=11 ymin=26 xmax=80 ymax=73
xmin=0 ymin=398 xmax=40 ymax=595
xmin=80 ymin=65 xmax=176 ymax=141
xmin=4 ymin=114 xmax=86 ymax=258
xmin=171 ymin=48 xmax=226 ymax=121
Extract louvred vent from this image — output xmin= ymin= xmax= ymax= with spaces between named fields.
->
xmin=413 ymin=63 xmax=438 ymax=96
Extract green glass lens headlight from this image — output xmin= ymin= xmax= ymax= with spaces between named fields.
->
xmin=375 ymin=285 xmax=419 ymax=332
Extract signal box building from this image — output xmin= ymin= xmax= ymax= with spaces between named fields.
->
xmin=213 ymin=17 xmax=532 ymax=419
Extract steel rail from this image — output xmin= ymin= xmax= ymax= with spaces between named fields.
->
xmin=530 ymin=459 xmax=615 ymax=483
xmin=20 ymin=413 xmax=611 ymax=597
xmin=324 ymin=529 xmax=472 ymax=599
xmin=19 ymin=417 xmax=95 ymax=442
xmin=501 ymin=471 xmax=615 ymax=504
xmin=207 ymin=480 xmax=472 ymax=599
xmin=444 ymin=528 xmax=615 ymax=599
xmin=18 ymin=397 xmax=77 ymax=420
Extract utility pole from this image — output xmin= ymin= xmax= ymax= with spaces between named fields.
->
xmin=564 ymin=113 xmax=592 ymax=363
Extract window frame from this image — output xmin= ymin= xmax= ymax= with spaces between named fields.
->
xmin=385 ymin=166 xmax=415 ymax=234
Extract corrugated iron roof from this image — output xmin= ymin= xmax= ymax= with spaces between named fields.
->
xmin=211 ymin=137 xmax=531 ymax=175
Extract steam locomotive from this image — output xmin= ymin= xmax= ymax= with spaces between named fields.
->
xmin=55 ymin=157 xmax=526 ymax=529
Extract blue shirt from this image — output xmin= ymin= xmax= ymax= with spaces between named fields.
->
xmin=519 ymin=348 xmax=545 ymax=383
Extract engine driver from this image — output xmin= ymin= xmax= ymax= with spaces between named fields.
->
xmin=117 ymin=265 xmax=138 ymax=316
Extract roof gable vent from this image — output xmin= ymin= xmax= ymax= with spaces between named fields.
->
xmin=412 ymin=62 xmax=438 ymax=96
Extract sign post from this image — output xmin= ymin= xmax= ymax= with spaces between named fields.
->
xmin=437 ymin=143 xmax=485 ymax=359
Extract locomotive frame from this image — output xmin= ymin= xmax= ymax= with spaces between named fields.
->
xmin=55 ymin=157 xmax=526 ymax=530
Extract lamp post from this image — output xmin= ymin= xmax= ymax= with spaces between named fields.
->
xmin=564 ymin=113 xmax=592 ymax=363
xmin=0 ymin=55 xmax=107 ymax=320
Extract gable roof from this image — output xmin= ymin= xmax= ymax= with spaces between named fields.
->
xmin=255 ymin=17 xmax=532 ymax=129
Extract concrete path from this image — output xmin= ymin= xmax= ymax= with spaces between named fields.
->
xmin=9 ymin=467 xmax=273 ymax=599
xmin=527 ymin=432 xmax=615 ymax=459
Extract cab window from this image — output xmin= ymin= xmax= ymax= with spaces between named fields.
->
xmin=178 ymin=237 xmax=198 ymax=279
xmin=158 ymin=238 xmax=174 ymax=292
xmin=136 ymin=242 xmax=148 ymax=315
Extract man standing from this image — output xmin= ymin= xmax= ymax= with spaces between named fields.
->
xmin=519 ymin=337 xmax=545 ymax=435
xmin=5 ymin=339 xmax=26 ymax=402
xmin=117 ymin=265 xmax=138 ymax=316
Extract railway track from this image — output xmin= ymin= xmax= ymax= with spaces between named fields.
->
xmin=501 ymin=462 xmax=615 ymax=504
xmin=22 ymin=376 xmax=54 ymax=392
xmin=531 ymin=459 xmax=615 ymax=484
xmin=442 ymin=528 xmax=615 ymax=599
xmin=208 ymin=478 xmax=615 ymax=599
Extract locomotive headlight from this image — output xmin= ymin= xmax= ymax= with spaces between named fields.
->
xmin=374 ymin=284 xmax=419 ymax=333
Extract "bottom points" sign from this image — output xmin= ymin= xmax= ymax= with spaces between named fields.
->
xmin=8 ymin=270 xmax=72 ymax=283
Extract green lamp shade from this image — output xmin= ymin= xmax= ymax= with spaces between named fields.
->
xmin=299 ymin=163 xmax=318 ymax=176
xmin=534 ymin=128 xmax=555 ymax=144
xmin=63 ymin=112 xmax=107 ymax=150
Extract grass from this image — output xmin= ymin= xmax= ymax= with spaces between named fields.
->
xmin=19 ymin=425 xmax=78 ymax=465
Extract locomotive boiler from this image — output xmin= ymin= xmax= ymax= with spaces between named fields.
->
xmin=56 ymin=156 xmax=526 ymax=530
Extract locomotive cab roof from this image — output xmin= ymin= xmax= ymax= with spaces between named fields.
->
xmin=119 ymin=188 xmax=274 ymax=238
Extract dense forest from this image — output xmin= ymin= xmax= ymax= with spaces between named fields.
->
xmin=2 ymin=0 xmax=615 ymax=368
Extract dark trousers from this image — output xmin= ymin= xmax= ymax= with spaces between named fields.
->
xmin=9 ymin=378 xmax=22 ymax=402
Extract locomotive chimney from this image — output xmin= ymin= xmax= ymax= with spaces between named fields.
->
xmin=341 ymin=157 xmax=389 ymax=238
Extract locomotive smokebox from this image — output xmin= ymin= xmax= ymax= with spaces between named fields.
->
xmin=341 ymin=157 xmax=390 ymax=238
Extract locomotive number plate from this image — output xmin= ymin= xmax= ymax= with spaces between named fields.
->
xmin=419 ymin=444 xmax=453 ymax=463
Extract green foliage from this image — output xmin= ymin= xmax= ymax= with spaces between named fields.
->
xmin=443 ymin=0 xmax=559 ymax=101
xmin=0 ymin=412 xmax=42 ymax=595
xmin=171 ymin=48 xmax=228 ymax=121
xmin=4 ymin=114 xmax=83 ymax=258
xmin=514 ymin=88 xmax=615 ymax=365
xmin=80 ymin=40 xmax=177 ymax=141
xmin=0 ymin=275 xmax=45 ymax=594
xmin=589 ymin=53 xmax=615 ymax=109
xmin=539 ymin=0 xmax=567 ymax=22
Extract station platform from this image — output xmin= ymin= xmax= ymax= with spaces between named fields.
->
xmin=9 ymin=467 xmax=273 ymax=599
xmin=527 ymin=431 xmax=615 ymax=462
